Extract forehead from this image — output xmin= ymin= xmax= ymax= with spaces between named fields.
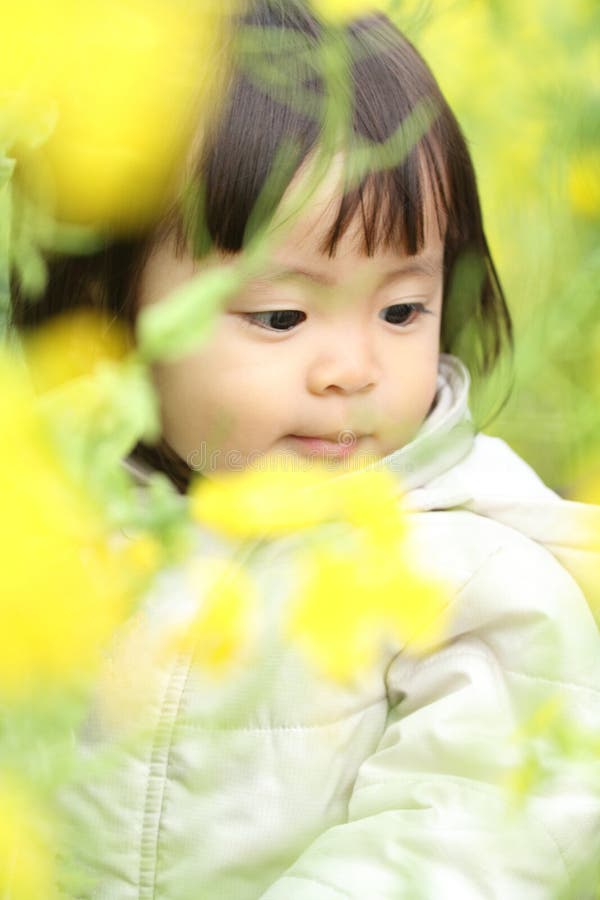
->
xmin=270 ymin=151 xmax=445 ymax=265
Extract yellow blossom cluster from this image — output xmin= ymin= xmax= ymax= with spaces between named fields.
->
xmin=190 ymin=463 xmax=406 ymax=539
xmin=0 ymin=315 xmax=162 ymax=696
xmin=0 ymin=355 xmax=120 ymax=692
xmin=190 ymin=465 xmax=448 ymax=682
xmin=22 ymin=308 xmax=131 ymax=392
xmin=287 ymin=537 xmax=447 ymax=681
xmin=177 ymin=557 xmax=260 ymax=674
xmin=0 ymin=0 xmax=238 ymax=230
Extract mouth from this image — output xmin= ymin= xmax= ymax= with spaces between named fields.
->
xmin=287 ymin=432 xmax=371 ymax=458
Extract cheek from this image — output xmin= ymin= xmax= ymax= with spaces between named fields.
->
xmin=148 ymin=326 xmax=231 ymax=452
xmin=151 ymin=356 xmax=221 ymax=456
xmin=414 ymin=349 xmax=440 ymax=416
xmin=152 ymin=336 xmax=297 ymax=455
xmin=384 ymin=334 xmax=440 ymax=422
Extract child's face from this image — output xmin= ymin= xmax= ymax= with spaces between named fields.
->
xmin=137 ymin=167 xmax=444 ymax=475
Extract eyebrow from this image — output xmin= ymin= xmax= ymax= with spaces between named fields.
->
xmin=252 ymin=255 xmax=443 ymax=288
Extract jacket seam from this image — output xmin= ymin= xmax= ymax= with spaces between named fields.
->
xmin=137 ymin=655 xmax=193 ymax=899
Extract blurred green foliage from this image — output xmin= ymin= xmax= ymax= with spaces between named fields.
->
xmin=400 ymin=0 xmax=600 ymax=496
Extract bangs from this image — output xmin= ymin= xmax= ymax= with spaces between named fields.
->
xmin=320 ymin=142 xmax=450 ymax=258
xmin=169 ymin=9 xmax=458 ymax=261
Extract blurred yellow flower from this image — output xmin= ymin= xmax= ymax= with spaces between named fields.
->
xmin=0 ymin=778 xmax=56 ymax=900
xmin=179 ymin=557 xmax=259 ymax=674
xmin=21 ymin=309 xmax=160 ymax=468
xmin=287 ymin=548 xmax=380 ymax=679
xmin=333 ymin=468 xmax=407 ymax=541
xmin=121 ymin=533 xmax=164 ymax=578
xmin=95 ymin=556 xmax=258 ymax=735
xmin=22 ymin=308 xmax=130 ymax=393
xmin=0 ymin=350 xmax=147 ymax=695
xmin=568 ymin=151 xmax=600 ymax=218
xmin=190 ymin=463 xmax=406 ymax=540
xmin=1 ymin=0 xmax=238 ymax=230
xmin=190 ymin=465 xmax=342 ymax=539
xmin=190 ymin=463 xmax=444 ymax=682
xmin=287 ymin=536 xmax=448 ymax=682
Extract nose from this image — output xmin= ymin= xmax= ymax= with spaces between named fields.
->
xmin=306 ymin=330 xmax=381 ymax=396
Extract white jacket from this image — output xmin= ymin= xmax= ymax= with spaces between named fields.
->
xmin=59 ymin=355 xmax=600 ymax=899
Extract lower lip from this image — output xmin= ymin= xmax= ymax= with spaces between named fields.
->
xmin=288 ymin=435 xmax=363 ymax=458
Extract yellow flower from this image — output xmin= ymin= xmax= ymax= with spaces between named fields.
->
xmin=95 ymin=557 xmax=258 ymax=734
xmin=190 ymin=463 xmax=405 ymax=540
xmin=0 ymin=351 xmax=142 ymax=695
xmin=286 ymin=548 xmax=380 ymax=680
xmin=286 ymin=527 xmax=448 ymax=683
xmin=177 ymin=557 xmax=259 ymax=674
xmin=2 ymin=0 xmax=238 ymax=230
xmin=22 ymin=309 xmax=130 ymax=393
xmin=21 ymin=309 xmax=160 ymax=471
xmin=568 ymin=151 xmax=600 ymax=219
xmin=189 ymin=465 xmax=342 ymax=539
xmin=0 ymin=778 xmax=56 ymax=900
xmin=192 ymin=464 xmax=445 ymax=682
xmin=333 ymin=468 xmax=407 ymax=541
xmin=121 ymin=534 xmax=164 ymax=577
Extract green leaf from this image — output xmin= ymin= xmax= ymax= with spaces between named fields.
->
xmin=136 ymin=266 xmax=243 ymax=363
xmin=344 ymin=96 xmax=440 ymax=185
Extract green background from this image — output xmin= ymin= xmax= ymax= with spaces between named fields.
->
xmin=400 ymin=0 xmax=600 ymax=497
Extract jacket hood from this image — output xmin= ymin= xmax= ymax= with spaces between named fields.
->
xmin=387 ymin=356 xmax=600 ymax=619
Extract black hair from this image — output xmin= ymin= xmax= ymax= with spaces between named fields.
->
xmin=10 ymin=0 xmax=512 ymax=493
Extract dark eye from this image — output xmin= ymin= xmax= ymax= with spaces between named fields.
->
xmin=380 ymin=303 xmax=426 ymax=326
xmin=247 ymin=310 xmax=306 ymax=331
